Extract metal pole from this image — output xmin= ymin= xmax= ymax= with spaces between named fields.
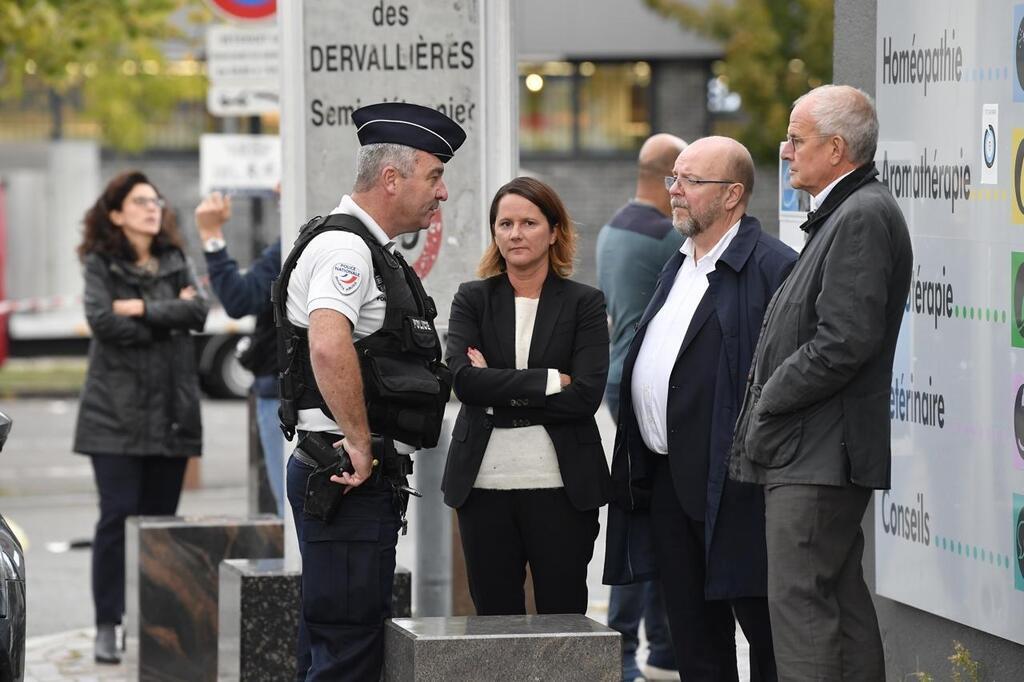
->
xmin=412 ymin=404 xmax=457 ymax=616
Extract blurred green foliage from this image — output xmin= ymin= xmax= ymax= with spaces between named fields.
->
xmin=0 ymin=0 xmax=213 ymax=151
xmin=645 ymin=0 xmax=833 ymax=162
xmin=0 ymin=358 xmax=85 ymax=397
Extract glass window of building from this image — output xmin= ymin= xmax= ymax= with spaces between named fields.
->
xmin=519 ymin=61 xmax=575 ymax=153
xmin=519 ymin=60 xmax=652 ymax=157
xmin=578 ymin=61 xmax=651 ymax=152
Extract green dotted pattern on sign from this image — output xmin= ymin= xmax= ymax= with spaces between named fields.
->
xmin=952 ymin=306 xmax=1006 ymax=324
xmin=933 ymin=535 xmax=1011 ymax=569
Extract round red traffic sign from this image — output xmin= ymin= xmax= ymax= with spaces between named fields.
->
xmin=207 ymin=0 xmax=276 ymax=21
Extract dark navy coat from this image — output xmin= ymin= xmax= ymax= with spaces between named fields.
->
xmin=602 ymin=215 xmax=796 ymax=599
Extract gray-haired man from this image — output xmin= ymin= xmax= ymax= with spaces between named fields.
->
xmin=731 ymin=84 xmax=912 ymax=680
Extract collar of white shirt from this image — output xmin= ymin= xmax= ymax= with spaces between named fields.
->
xmin=810 ymin=169 xmax=856 ymax=212
xmin=679 ymin=219 xmax=741 ymax=269
xmin=331 ymin=195 xmax=395 ymax=250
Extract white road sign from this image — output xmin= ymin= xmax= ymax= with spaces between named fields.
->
xmin=206 ymin=24 xmax=279 ymax=116
xmin=206 ymin=24 xmax=279 ymax=83
xmin=207 ymin=85 xmax=280 ymax=116
xmin=199 ymin=134 xmax=281 ymax=195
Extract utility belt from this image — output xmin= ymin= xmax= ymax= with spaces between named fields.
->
xmin=294 ymin=430 xmax=419 ymax=530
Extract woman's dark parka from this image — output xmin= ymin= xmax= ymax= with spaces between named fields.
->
xmin=73 ymin=249 xmax=209 ymax=457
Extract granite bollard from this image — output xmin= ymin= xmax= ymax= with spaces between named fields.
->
xmin=125 ymin=515 xmax=284 ymax=682
xmin=218 ymin=559 xmax=412 ymax=681
xmin=383 ymin=614 xmax=620 ymax=681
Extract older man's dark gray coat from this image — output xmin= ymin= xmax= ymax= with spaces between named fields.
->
xmin=730 ymin=164 xmax=913 ymax=489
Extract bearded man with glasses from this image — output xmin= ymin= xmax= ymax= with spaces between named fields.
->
xmin=605 ymin=136 xmax=796 ymax=681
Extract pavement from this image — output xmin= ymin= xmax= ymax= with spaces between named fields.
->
xmin=25 ymin=628 xmax=123 ymax=682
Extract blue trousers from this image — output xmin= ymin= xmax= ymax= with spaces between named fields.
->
xmin=254 ymin=395 xmax=285 ymax=516
xmin=609 ymin=581 xmax=677 ymax=673
xmin=287 ymin=454 xmax=401 ymax=681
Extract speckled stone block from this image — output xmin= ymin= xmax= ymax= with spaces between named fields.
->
xmin=383 ymin=615 xmax=620 ymax=682
xmin=218 ymin=559 xmax=298 ymax=682
xmin=124 ymin=516 xmax=284 ymax=682
xmin=217 ymin=561 xmax=412 ymax=681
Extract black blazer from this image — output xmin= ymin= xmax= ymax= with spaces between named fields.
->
xmin=442 ymin=271 xmax=611 ymax=511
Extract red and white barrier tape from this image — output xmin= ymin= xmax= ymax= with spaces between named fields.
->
xmin=0 ymin=295 xmax=82 ymax=316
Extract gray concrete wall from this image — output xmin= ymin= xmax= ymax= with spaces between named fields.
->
xmin=835 ymin=1 xmax=1024 ymax=678
xmin=653 ymin=61 xmax=713 ymax=140
xmin=520 ymin=157 xmax=637 ymax=287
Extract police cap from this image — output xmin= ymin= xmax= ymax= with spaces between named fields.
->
xmin=352 ymin=102 xmax=467 ymax=162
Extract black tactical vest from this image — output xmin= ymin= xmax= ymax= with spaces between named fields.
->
xmin=272 ymin=213 xmax=451 ymax=448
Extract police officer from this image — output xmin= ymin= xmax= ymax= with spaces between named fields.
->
xmin=277 ymin=102 xmax=465 ymax=681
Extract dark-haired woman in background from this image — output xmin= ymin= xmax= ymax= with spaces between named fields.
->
xmin=72 ymin=171 xmax=208 ymax=664
xmin=443 ymin=176 xmax=610 ymax=616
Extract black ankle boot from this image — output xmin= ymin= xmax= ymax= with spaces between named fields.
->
xmin=94 ymin=623 xmax=121 ymax=664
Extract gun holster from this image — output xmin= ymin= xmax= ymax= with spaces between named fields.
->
xmin=297 ymin=432 xmax=355 ymax=522
xmin=297 ymin=432 xmax=404 ymax=523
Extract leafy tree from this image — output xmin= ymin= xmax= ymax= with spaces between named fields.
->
xmin=0 ymin=0 xmax=211 ymax=152
xmin=645 ymin=0 xmax=833 ymax=162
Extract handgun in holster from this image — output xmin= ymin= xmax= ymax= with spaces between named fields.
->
xmin=297 ymin=432 xmax=355 ymax=522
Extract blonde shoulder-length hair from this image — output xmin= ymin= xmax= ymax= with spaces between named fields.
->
xmin=476 ymin=176 xmax=576 ymax=279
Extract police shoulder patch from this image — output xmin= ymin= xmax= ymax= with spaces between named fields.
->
xmin=332 ymin=262 xmax=362 ymax=295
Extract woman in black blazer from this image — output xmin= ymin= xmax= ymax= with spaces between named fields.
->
xmin=443 ymin=176 xmax=610 ymax=616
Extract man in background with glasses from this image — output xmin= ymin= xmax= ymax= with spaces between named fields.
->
xmin=605 ymin=136 xmax=796 ymax=681
xmin=730 ymin=85 xmax=912 ymax=680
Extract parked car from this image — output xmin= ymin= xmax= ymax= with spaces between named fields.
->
xmin=0 ymin=412 xmax=25 ymax=681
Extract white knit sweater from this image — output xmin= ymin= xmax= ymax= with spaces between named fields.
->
xmin=474 ymin=297 xmax=564 ymax=490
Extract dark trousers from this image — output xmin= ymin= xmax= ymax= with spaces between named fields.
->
xmin=457 ymin=487 xmax=599 ymax=615
xmin=604 ymin=393 xmax=676 ymax=675
xmin=650 ymin=457 xmax=776 ymax=682
xmin=287 ymin=455 xmax=401 ymax=682
xmin=765 ymin=484 xmax=883 ymax=682
xmin=89 ymin=454 xmax=188 ymax=625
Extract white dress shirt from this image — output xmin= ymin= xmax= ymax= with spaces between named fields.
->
xmin=630 ymin=221 xmax=740 ymax=454
xmin=810 ymin=169 xmax=855 ymax=211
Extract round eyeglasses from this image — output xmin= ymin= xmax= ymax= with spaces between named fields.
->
xmin=129 ymin=196 xmax=166 ymax=209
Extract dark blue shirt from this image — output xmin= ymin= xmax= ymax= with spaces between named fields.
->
xmin=204 ymin=239 xmax=281 ymax=394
